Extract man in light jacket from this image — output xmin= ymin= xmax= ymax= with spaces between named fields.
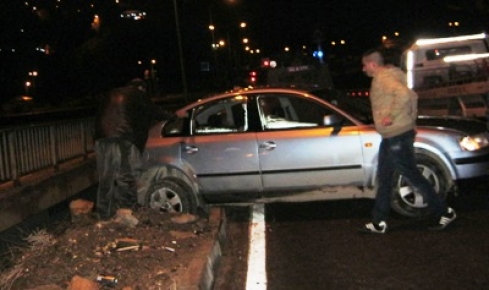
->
xmin=360 ymin=49 xmax=456 ymax=234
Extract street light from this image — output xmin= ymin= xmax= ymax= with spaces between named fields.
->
xmin=25 ymin=81 xmax=32 ymax=95
xmin=172 ymin=0 xmax=188 ymax=100
xmin=207 ymin=2 xmax=247 ymax=89
xmin=26 ymin=71 xmax=38 ymax=96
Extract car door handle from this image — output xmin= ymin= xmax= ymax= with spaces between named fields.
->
xmin=259 ymin=141 xmax=276 ymax=150
xmin=184 ymin=145 xmax=199 ymax=154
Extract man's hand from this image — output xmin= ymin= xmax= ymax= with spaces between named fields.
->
xmin=381 ymin=116 xmax=393 ymax=126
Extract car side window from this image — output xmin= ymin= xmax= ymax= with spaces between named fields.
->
xmin=257 ymin=94 xmax=350 ymax=130
xmin=425 ymin=46 xmax=471 ymax=61
xmin=191 ymin=96 xmax=249 ymax=135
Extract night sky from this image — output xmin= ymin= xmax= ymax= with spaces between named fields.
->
xmin=245 ymin=0 xmax=487 ymax=51
xmin=1 ymin=0 xmax=488 ymax=106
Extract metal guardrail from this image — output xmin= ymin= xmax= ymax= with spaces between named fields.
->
xmin=0 ymin=117 xmax=95 ymax=186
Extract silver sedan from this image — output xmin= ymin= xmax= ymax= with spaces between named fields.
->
xmin=138 ymin=88 xmax=489 ymax=218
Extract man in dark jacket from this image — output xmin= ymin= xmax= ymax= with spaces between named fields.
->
xmin=94 ymin=78 xmax=155 ymax=219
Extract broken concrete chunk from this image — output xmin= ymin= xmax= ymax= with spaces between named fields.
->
xmin=114 ymin=208 xmax=139 ymax=228
xmin=67 ymin=275 xmax=99 ymax=290
xmin=170 ymin=213 xmax=198 ymax=224
xmin=69 ymin=199 xmax=94 ymax=223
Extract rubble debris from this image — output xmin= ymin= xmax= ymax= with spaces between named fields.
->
xmin=114 ymin=208 xmax=139 ymax=228
xmin=69 ymin=199 xmax=94 ymax=224
xmin=67 ymin=275 xmax=99 ymax=290
xmin=170 ymin=213 xmax=198 ymax=224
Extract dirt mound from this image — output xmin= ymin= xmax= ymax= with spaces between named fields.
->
xmin=1 ymin=207 xmax=215 ymax=290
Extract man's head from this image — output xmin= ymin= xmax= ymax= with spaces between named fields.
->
xmin=362 ymin=49 xmax=384 ymax=77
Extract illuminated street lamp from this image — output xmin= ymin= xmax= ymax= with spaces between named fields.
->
xmin=25 ymin=81 xmax=32 ymax=95
xmin=150 ymin=59 xmax=156 ymax=78
xmin=172 ymin=0 xmax=188 ymax=99
xmin=25 ymin=71 xmax=38 ymax=96
xmin=207 ymin=2 xmax=248 ymax=89
xmin=149 ymin=59 xmax=157 ymax=96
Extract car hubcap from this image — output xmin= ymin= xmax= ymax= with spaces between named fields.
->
xmin=397 ymin=165 xmax=441 ymax=209
xmin=149 ymin=187 xmax=183 ymax=212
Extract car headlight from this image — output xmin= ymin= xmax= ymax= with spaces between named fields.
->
xmin=460 ymin=134 xmax=489 ymax=151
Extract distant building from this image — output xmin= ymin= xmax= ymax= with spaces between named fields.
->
xmin=121 ymin=10 xmax=146 ymax=21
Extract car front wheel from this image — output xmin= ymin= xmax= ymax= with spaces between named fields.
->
xmin=390 ymin=153 xmax=453 ymax=218
xmin=146 ymin=179 xmax=197 ymax=214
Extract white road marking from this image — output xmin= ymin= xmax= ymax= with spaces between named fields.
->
xmin=246 ymin=203 xmax=267 ymax=290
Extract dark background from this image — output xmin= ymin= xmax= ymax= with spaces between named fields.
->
xmin=1 ymin=0 xmax=488 ymax=107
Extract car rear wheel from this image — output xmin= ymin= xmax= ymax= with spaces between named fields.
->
xmin=390 ymin=153 xmax=453 ymax=218
xmin=146 ymin=179 xmax=197 ymax=214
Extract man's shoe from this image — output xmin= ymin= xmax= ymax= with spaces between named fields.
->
xmin=429 ymin=207 xmax=456 ymax=231
xmin=360 ymin=221 xmax=387 ymax=234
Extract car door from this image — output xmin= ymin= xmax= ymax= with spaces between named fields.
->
xmin=181 ymin=95 xmax=262 ymax=194
xmin=254 ymin=93 xmax=365 ymax=190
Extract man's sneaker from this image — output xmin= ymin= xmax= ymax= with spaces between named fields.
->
xmin=360 ymin=221 xmax=387 ymax=234
xmin=429 ymin=207 xmax=457 ymax=231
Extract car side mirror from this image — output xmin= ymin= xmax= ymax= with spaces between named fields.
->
xmin=323 ymin=114 xmax=342 ymax=126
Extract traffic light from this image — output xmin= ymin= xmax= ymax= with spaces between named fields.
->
xmin=261 ymin=58 xmax=270 ymax=67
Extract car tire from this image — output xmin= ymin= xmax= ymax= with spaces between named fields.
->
xmin=146 ymin=179 xmax=198 ymax=214
xmin=390 ymin=152 xmax=453 ymax=218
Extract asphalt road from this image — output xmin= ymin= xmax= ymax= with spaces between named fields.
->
xmin=213 ymin=177 xmax=489 ymax=290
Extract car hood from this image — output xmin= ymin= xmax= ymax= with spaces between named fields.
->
xmin=417 ymin=116 xmax=487 ymax=135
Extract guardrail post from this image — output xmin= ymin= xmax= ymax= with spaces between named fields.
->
xmin=81 ymin=121 xmax=88 ymax=161
xmin=8 ymin=131 xmax=19 ymax=186
xmin=50 ymin=124 xmax=59 ymax=171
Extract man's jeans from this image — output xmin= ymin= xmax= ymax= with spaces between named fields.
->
xmin=372 ymin=130 xmax=447 ymax=223
xmin=95 ymin=138 xmax=142 ymax=219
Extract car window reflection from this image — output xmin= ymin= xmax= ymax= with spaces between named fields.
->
xmin=257 ymin=93 xmax=350 ymax=130
xmin=191 ymin=96 xmax=249 ymax=135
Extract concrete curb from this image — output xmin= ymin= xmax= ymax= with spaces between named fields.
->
xmin=176 ymin=207 xmax=227 ymax=290
xmin=0 ymin=157 xmax=97 ymax=233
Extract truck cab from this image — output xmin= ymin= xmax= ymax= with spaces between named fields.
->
xmin=402 ymin=33 xmax=489 ymax=89
xmin=401 ymin=33 xmax=489 ymax=119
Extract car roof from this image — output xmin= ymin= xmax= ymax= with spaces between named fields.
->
xmin=173 ymin=87 xmax=372 ymax=127
xmin=175 ymin=87 xmax=319 ymax=116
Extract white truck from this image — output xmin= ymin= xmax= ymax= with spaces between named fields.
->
xmin=402 ymin=32 xmax=489 ymax=119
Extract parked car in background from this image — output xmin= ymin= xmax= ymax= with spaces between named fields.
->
xmin=138 ymin=88 xmax=489 ymax=218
